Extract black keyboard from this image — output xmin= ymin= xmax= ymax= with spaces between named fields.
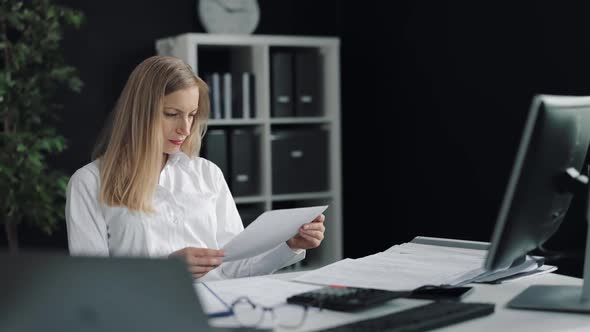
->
xmin=320 ymin=301 xmax=495 ymax=332
xmin=286 ymin=286 xmax=411 ymax=311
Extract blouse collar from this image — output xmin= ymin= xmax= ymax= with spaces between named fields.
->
xmin=166 ymin=151 xmax=191 ymax=167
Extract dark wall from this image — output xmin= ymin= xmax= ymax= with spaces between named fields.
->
xmin=5 ymin=1 xmax=590 ymax=277
xmin=340 ymin=1 xmax=590 ymax=277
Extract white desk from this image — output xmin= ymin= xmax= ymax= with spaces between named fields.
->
xmin=209 ymin=272 xmax=590 ymax=331
xmin=430 ymin=273 xmax=588 ymax=332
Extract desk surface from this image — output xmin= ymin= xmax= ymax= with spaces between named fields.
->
xmin=210 ymin=272 xmax=590 ymax=332
xmin=429 ymin=273 xmax=588 ymax=332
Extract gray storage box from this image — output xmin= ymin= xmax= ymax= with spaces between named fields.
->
xmin=271 ymin=128 xmax=328 ymax=194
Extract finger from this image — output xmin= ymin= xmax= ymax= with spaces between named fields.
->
xmin=302 ymin=223 xmax=325 ymax=231
xmin=298 ymin=232 xmax=322 ymax=245
xmin=312 ymin=214 xmax=325 ymax=223
xmin=188 ymin=265 xmax=215 ymax=274
xmin=301 ymin=230 xmax=325 ymax=240
xmin=194 ymin=257 xmax=223 ymax=267
xmin=300 ymin=229 xmax=324 ymax=240
xmin=187 ymin=247 xmax=225 ymax=257
xmin=186 ymin=255 xmax=223 ymax=267
xmin=301 ymin=215 xmax=325 ymax=230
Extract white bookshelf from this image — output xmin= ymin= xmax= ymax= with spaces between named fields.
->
xmin=155 ymin=33 xmax=342 ymax=270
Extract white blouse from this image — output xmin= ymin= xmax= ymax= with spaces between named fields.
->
xmin=65 ymin=152 xmax=304 ymax=281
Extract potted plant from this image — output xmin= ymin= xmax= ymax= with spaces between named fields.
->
xmin=0 ymin=0 xmax=84 ymax=252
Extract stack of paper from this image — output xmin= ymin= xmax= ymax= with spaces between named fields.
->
xmin=292 ymin=243 xmax=484 ymax=291
xmin=292 ymin=237 xmax=555 ymax=291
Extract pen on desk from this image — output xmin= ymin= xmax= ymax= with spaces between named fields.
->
xmin=208 ymin=311 xmax=234 ymax=318
xmin=201 ymin=282 xmax=234 ymax=318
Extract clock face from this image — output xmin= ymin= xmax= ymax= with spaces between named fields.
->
xmin=198 ymin=0 xmax=260 ymax=34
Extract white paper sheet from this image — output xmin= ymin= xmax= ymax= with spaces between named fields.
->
xmin=222 ymin=205 xmax=329 ymax=262
xmin=194 ymin=276 xmax=324 ymax=315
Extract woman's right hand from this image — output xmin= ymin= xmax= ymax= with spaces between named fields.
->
xmin=169 ymin=247 xmax=225 ymax=279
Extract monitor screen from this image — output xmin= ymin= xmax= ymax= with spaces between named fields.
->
xmin=484 ymin=94 xmax=590 ymax=312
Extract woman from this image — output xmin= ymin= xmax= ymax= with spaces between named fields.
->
xmin=65 ymin=55 xmax=326 ymax=280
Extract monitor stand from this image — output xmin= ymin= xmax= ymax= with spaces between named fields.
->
xmin=508 ymin=167 xmax=590 ymax=313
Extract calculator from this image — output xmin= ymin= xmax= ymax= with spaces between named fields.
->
xmin=286 ymin=286 xmax=411 ymax=311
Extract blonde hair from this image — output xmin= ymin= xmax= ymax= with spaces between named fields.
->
xmin=94 ymin=56 xmax=210 ymax=212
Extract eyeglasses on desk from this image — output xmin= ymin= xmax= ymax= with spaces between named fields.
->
xmin=229 ymin=296 xmax=310 ymax=329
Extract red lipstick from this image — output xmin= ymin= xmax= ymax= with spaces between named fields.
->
xmin=169 ymin=140 xmax=183 ymax=146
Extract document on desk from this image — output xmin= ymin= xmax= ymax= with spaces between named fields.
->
xmin=294 ymin=241 xmax=551 ymax=290
xmin=222 ymin=205 xmax=328 ymax=262
xmin=194 ymin=276 xmax=324 ymax=315
xmin=293 ymin=243 xmax=487 ymax=291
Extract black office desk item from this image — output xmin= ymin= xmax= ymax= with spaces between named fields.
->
xmin=0 ymin=252 xmax=261 ymax=332
xmin=287 ymin=286 xmax=411 ymax=311
xmin=319 ymin=301 xmax=495 ymax=332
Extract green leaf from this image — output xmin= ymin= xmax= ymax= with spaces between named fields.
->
xmin=69 ymin=77 xmax=83 ymax=92
xmin=63 ymin=10 xmax=85 ymax=29
xmin=50 ymin=66 xmax=75 ymax=81
xmin=57 ymin=176 xmax=68 ymax=192
xmin=27 ymin=154 xmax=42 ymax=170
xmin=37 ymin=139 xmax=51 ymax=151
xmin=46 ymin=5 xmax=56 ymax=19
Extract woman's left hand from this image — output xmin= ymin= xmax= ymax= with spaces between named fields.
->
xmin=287 ymin=214 xmax=326 ymax=250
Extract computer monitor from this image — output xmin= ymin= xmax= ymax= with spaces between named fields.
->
xmin=485 ymin=94 xmax=590 ymax=313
